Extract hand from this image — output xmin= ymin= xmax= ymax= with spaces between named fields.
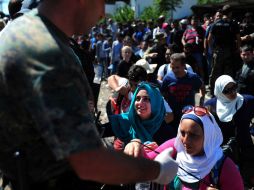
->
xmin=113 ymin=138 xmax=125 ymax=151
xmin=207 ymin=185 xmax=219 ymax=190
xmin=148 ymin=53 xmax=158 ymax=58
xmin=115 ymin=85 xmax=129 ymax=96
xmin=143 ymin=142 xmax=158 ymax=153
xmin=153 ymin=148 xmax=178 ymax=184
xmin=124 ymin=139 xmax=143 ymax=157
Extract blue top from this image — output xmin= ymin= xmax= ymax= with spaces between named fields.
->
xmin=205 ymin=94 xmax=254 ymax=148
xmin=161 ymin=72 xmax=203 ymax=119
xmin=110 ymin=82 xmax=166 ymax=144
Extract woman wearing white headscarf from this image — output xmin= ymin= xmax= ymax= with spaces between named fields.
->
xmin=205 ymin=75 xmax=254 ymax=148
xmin=143 ymin=106 xmax=244 ymax=190
xmin=205 ymin=75 xmax=254 ymax=188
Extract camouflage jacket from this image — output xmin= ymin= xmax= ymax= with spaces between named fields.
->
xmin=0 ymin=9 xmax=102 ymax=183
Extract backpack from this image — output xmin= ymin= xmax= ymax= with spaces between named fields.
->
xmin=209 ymin=154 xmax=227 ymax=189
xmin=163 ymin=64 xmax=169 ymax=77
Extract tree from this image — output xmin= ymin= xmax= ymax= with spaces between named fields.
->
xmin=113 ymin=5 xmax=135 ymax=23
xmin=154 ymin=0 xmax=183 ymax=15
xmin=197 ymin=0 xmax=225 ymax=4
xmin=140 ymin=6 xmax=160 ymax=21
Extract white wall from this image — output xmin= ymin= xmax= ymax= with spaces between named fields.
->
xmin=105 ymin=1 xmax=127 ymax=16
xmin=173 ymin=0 xmax=198 ymax=19
xmin=130 ymin=0 xmax=153 ymax=17
xmin=0 ymin=0 xmax=9 ymax=15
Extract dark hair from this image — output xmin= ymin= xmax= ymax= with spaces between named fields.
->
xmin=240 ymin=45 xmax=253 ymax=52
xmin=170 ymin=53 xmax=185 ymax=65
xmin=8 ymin=0 xmax=22 ymax=19
xmin=203 ymin=13 xmax=210 ymax=19
xmin=191 ymin=15 xmax=199 ymax=21
xmin=128 ymin=65 xmax=147 ymax=82
xmin=222 ymin=4 xmax=232 ymax=15
xmin=167 ymin=44 xmax=181 ymax=54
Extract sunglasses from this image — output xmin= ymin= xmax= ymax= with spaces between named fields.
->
xmin=222 ymin=84 xmax=237 ymax=94
xmin=182 ymin=105 xmax=213 ymax=123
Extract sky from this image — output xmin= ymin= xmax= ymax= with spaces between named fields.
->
xmin=0 ymin=0 xmax=9 ymax=15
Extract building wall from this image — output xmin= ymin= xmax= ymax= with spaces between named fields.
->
xmin=0 ymin=0 xmax=9 ymax=15
xmin=173 ymin=0 xmax=198 ymax=19
xmin=130 ymin=0 xmax=153 ymax=18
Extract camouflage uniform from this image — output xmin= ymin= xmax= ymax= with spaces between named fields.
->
xmin=0 ymin=9 xmax=102 ymax=186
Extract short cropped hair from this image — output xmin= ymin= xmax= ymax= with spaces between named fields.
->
xmin=240 ymin=45 xmax=253 ymax=53
xmin=170 ymin=53 xmax=185 ymax=64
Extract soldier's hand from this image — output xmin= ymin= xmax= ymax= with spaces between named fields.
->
xmin=153 ymin=148 xmax=178 ymax=184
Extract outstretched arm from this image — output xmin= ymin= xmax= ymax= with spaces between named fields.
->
xmin=68 ymin=145 xmax=178 ymax=185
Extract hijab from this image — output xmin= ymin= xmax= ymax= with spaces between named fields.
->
xmin=174 ymin=110 xmax=223 ymax=183
xmin=214 ymin=75 xmax=244 ymax=122
xmin=110 ymin=82 xmax=165 ymax=143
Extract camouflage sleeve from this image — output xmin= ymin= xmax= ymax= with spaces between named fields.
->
xmin=29 ymin=56 xmax=103 ymax=160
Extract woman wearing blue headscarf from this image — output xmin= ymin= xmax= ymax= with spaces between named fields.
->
xmin=110 ymin=82 xmax=175 ymax=151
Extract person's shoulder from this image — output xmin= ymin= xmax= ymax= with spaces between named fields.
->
xmin=186 ymin=71 xmax=199 ymax=78
xmin=242 ymin=94 xmax=254 ymax=103
xmin=204 ymin=97 xmax=217 ymax=106
xmin=163 ymin=72 xmax=175 ymax=81
xmin=158 ymin=64 xmax=167 ymax=71
xmin=1 ymin=12 xmax=59 ymax=54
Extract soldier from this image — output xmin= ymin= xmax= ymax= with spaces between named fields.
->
xmin=0 ymin=0 xmax=178 ymax=189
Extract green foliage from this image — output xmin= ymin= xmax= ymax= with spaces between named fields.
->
xmin=140 ymin=6 xmax=160 ymax=21
xmin=112 ymin=5 xmax=135 ymax=23
xmin=197 ymin=0 xmax=225 ymax=4
xmin=154 ymin=0 xmax=183 ymax=14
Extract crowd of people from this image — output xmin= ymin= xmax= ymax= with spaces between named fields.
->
xmin=0 ymin=0 xmax=254 ymax=190
xmin=73 ymin=3 xmax=254 ymax=190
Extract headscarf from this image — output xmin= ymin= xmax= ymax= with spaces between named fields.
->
xmin=110 ymin=82 xmax=165 ymax=143
xmin=214 ymin=75 xmax=244 ymax=122
xmin=174 ymin=110 xmax=223 ymax=183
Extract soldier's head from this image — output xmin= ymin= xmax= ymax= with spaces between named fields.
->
xmin=39 ymin=0 xmax=105 ymax=35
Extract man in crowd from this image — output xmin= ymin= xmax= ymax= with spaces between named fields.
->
xmin=236 ymin=45 xmax=254 ymax=95
xmin=0 ymin=0 xmax=178 ymax=189
xmin=161 ymin=53 xmax=205 ymax=135
xmin=208 ymin=4 xmax=241 ymax=95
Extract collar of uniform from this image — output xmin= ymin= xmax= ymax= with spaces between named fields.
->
xmin=38 ymin=12 xmax=70 ymax=46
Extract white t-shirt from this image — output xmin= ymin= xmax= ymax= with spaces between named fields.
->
xmin=157 ymin=63 xmax=194 ymax=81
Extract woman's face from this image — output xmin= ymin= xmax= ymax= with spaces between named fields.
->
xmin=180 ymin=119 xmax=204 ymax=156
xmin=135 ymin=89 xmax=152 ymax=120
xmin=223 ymin=82 xmax=237 ymax=100
xmin=121 ymin=48 xmax=132 ymax=61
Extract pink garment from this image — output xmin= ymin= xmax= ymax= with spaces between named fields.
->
xmin=145 ymin=138 xmax=244 ymax=190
